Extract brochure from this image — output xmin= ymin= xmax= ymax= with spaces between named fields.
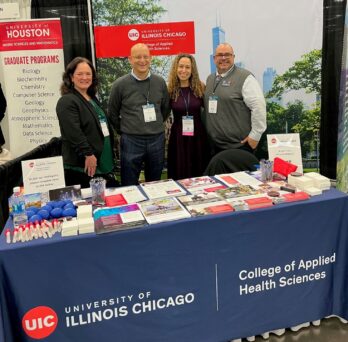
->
xmin=105 ymin=186 xmax=147 ymax=206
xmin=140 ymin=179 xmax=187 ymax=199
xmin=185 ymin=200 xmax=234 ymax=217
xmin=177 ymin=191 xmax=222 ymax=207
xmin=215 ymin=171 xmax=263 ymax=188
xmin=139 ymin=197 xmax=191 ymax=224
xmin=217 ymin=185 xmax=260 ymax=200
xmin=177 ymin=176 xmax=225 ymax=193
xmin=94 ymin=203 xmax=146 ymax=234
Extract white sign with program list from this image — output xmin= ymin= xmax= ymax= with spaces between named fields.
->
xmin=267 ymin=133 xmax=303 ymax=173
xmin=21 ymin=156 xmax=65 ymax=194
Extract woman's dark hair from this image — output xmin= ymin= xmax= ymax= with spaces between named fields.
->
xmin=60 ymin=57 xmax=98 ymax=96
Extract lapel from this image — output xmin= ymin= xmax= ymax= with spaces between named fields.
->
xmin=73 ymin=90 xmax=102 ymax=131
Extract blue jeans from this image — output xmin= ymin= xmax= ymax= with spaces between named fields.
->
xmin=120 ymin=133 xmax=165 ymax=186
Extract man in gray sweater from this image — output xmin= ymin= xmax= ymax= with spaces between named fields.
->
xmin=203 ymin=43 xmax=266 ymax=174
xmin=108 ymin=43 xmax=171 ymax=185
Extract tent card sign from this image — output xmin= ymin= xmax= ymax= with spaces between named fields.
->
xmin=21 ymin=156 xmax=65 ymax=194
xmin=267 ymin=133 xmax=303 ymax=173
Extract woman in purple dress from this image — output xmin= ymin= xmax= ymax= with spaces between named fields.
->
xmin=167 ymin=54 xmax=209 ymax=180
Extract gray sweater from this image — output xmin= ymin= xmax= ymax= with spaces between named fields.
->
xmin=204 ymin=67 xmax=253 ymax=150
xmin=107 ymin=74 xmax=170 ymax=135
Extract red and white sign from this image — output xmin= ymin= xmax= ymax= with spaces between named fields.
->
xmin=0 ymin=20 xmax=63 ymax=51
xmin=22 ymin=306 xmax=58 ymax=339
xmin=95 ymin=21 xmax=195 ymax=57
xmin=0 ymin=19 xmax=64 ymax=157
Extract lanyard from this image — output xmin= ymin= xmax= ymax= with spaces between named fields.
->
xmin=180 ymin=88 xmax=191 ymax=116
xmin=212 ymin=75 xmax=222 ymax=95
xmin=133 ymin=77 xmax=151 ymax=104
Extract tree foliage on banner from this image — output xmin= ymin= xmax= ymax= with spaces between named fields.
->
xmin=267 ymin=49 xmax=321 ymax=98
xmin=92 ymin=0 xmax=166 ymax=107
xmin=257 ymin=49 xmax=321 ymax=164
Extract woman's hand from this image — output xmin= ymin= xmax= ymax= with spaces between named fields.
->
xmin=85 ymin=155 xmax=97 ymax=177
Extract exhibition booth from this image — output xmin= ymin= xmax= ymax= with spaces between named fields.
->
xmin=0 ymin=1 xmax=348 ymax=341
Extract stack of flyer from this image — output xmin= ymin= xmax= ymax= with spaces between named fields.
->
xmin=287 ymin=173 xmax=322 ymax=196
xmin=105 ymin=186 xmax=147 ymax=206
xmin=214 ymin=174 xmax=240 ymax=187
xmin=244 ymin=196 xmax=274 ymax=209
xmin=216 ymin=185 xmax=261 ymax=200
xmin=139 ymin=197 xmax=190 ymax=224
xmin=93 ymin=204 xmax=146 ymax=234
xmin=228 ymin=199 xmax=249 ymax=211
xmin=177 ymin=176 xmax=225 ymax=193
xmin=177 ymin=192 xmax=222 ymax=207
xmin=215 ymin=171 xmax=263 ymax=189
xmin=281 ymin=191 xmax=310 ymax=202
xmin=140 ymin=179 xmax=187 ymax=199
xmin=304 ymin=172 xmax=331 ymax=190
xmin=185 ymin=200 xmax=234 ymax=217
xmin=258 ymin=181 xmax=294 ymax=193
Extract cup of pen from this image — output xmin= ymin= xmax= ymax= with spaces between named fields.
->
xmin=260 ymin=159 xmax=274 ymax=182
xmin=90 ymin=177 xmax=106 ymax=205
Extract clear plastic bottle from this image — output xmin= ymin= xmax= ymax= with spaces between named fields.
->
xmin=12 ymin=186 xmax=28 ymax=228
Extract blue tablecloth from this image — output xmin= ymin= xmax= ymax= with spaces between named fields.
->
xmin=1 ymin=189 xmax=348 ymax=342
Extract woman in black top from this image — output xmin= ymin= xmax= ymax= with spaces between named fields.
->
xmin=56 ymin=57 xmax=117 ymax=188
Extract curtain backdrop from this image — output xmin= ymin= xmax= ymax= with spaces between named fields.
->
xmin=321 ymin=0 xmax=346 ymax=179
xmin=30 ymin=0 xmax=92 ymax=67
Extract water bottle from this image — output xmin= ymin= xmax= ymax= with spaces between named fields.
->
xmin=12 ymin=186 xmax=28 ymax=228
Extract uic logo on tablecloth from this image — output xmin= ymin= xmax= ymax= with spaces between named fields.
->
xmin=22 ymin=306 xmax=58 ymax=339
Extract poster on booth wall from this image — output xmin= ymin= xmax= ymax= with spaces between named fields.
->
xmin=0 ymin=19 xmax=64 ymax=158
xmin=267 ymin=133 xmax=303 ymax=174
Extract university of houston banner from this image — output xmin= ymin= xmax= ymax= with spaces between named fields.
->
xmin=0 ymin=19 xmax=64 ymax=157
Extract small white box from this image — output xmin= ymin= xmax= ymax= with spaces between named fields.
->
xmin=77 ymin=205 xmax=93 ymax=219
xmin=61 ymin=229 xmax=78 ymax=237
xmin=61 ymin=219 xmax=79 ymax=237
xmin=78 ymin=217 xmax=95 ymax=234
xmin=295 ymin=176 xmax=314 ymax=190
xmin=61 ymin=219 xmax=78 ymax=231
xmin=287 ymin=174 xmax=299 ymax=187
xmin=304 ymin=172 xmax=330 ymax=190
xmin=304 ymin=186 xmax=322 ymax=196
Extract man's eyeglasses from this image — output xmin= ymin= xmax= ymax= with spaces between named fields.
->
xmin=215 ymin=53 xmax=234 ymax=59
xmin=133 ymin=55 xmax=151 ymax=61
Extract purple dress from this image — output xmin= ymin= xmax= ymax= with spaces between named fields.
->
xmin=167 ymin=87 xmax=209 ymax=180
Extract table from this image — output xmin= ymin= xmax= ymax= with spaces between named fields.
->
xmin=1 ymin=189 xmax=348 ymax=342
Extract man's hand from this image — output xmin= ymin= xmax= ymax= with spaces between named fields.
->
xmin=241 ymin=136 xmax=259 ymax=150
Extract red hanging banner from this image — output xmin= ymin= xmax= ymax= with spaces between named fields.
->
xmin=94 ymin=21 xmax=195 ymax=57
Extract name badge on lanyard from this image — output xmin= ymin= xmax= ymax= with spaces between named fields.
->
xmin=100 ymin=119 xmax=110 ymax=137
xmin=208 ymin=96 xmax=218 ymax=114
xmin=182 ymin=116 xmax=194 ymax=136
xmin=142 ymin=103 xmax=156 ymax=122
